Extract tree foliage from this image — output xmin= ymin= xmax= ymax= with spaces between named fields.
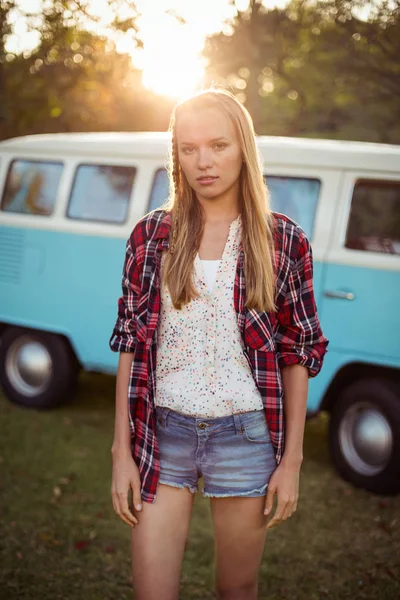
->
xmin=0 ymin=0 xmax=174 ymax=138
xmin=0 ymin=0 xmax=399 ymax=142
xmin=203 ymin=0 xmax=400 ymax=142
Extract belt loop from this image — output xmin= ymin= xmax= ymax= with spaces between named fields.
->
xmin=155 ymin=405 xmax=170 ymax=427
xmin=233 ymin=413 xmax=243 ymax=434
xmin=164 ymin=406 xmax=171 ymax=427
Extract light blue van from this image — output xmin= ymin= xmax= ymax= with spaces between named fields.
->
xmin=0 ymin=132 xmax=399 ymax=495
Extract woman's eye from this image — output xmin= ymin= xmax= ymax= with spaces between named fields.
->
xmin=214 ymin=143 xmax=227 ymax=150
xmin=182 ymin=147 xmax=195 ymax=154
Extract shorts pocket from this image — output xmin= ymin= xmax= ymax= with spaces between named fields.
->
xmin=241 ymin=414 xmax=272 ymax=444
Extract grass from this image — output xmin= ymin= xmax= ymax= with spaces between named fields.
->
xmin=0 ymin=372 xmax=399 ymax=600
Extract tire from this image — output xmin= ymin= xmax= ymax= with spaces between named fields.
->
xmin=328 ymin=378 xmax=400 ymax=495
xmin=0 ymin=327 xmax=79 ymax=409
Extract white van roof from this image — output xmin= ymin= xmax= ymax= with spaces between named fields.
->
xmin=1 ymin=131 xmax=399 ymax=172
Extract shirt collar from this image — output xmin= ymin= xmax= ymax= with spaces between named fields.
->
xmin=154 ymin=210 xmax=172 ymax=240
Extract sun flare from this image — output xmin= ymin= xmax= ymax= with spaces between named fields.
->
xmin=8 ymin=0 xmax=251 ymax=98
xmin=139 ymin=49 xmax=205 ymax=99
xmin=132 ymin=12 xmax=208 ymax=98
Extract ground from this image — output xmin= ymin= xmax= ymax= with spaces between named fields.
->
xmin=0 ymin=372 xmax=399 ymax=600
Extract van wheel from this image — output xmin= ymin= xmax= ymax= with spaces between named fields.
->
xmin=0 ymin=327 xmax=79 ymax=409
xmin=328 ymin=378 xmax=400 ymax=495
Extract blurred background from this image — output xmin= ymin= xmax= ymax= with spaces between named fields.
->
xmin=1 ymin=0 xmax=399 ymax=142
xmin=1 ymin=1 xmax=399 ymax=600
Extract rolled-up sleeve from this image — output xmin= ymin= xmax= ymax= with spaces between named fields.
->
xmin=109 ymin=237 xmax=140 ymax=353
xmin=275 ymin=230 xmax=329 ymax=378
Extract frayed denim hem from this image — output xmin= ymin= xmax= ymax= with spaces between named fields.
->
xmin=202 ymin=482 xmax=268 ymax=498
xmin=158 ymin=479 xmax=198 ymax=494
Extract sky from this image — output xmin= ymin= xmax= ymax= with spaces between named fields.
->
xmin=6 ymin=0 xmax=290 ymax=97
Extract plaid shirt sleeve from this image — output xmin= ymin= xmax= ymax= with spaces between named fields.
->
xmin=109 ymin=237 xmax=140 ymax=353
xmin=275 ymin=227 xmax=329 ymax=377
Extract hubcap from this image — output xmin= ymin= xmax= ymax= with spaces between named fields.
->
xmin=6 ymin=336 xmax=52 ymax=397
xmin=339 ymin=401 xmax=393 ymax=476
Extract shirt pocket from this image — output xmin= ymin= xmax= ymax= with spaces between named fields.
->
xmin=243 ymin=308 xmax=276 ymax=352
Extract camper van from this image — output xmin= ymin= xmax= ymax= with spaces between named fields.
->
xmin=0 ymin=132 xmax=399 ymax=494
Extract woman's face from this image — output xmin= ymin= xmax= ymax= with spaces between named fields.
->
xmin=175 ymin=106 xmax=243 ymax=204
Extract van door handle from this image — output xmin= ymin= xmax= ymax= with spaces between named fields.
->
xmin=323 ymin=290 xmax=355 ymax=300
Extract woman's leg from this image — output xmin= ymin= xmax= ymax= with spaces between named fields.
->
xmin=131 ymin=483 xmax=196 ymax=600
xmin=210 ymin=495 xmax=269 ymax=600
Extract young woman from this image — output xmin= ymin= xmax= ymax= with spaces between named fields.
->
xmin=109 ymin=88 xmax=329 ymax=600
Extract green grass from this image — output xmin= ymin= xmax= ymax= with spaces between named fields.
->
xmin=1 ymin=372 xmax=399 ymax=600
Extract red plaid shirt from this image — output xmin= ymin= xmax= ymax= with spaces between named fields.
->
xmin=109 ymin=209 xmax=329 ymax=503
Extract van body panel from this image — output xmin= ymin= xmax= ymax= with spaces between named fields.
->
xmin=320 ymin=262 xmax=400 ymax=360
xmin=1 ymin=132 xmax=399 ymax=415
xmin=320 ymin=169 xmax=400 ymax=363
xmin=0 ymin=226 xmax=126 ymax=370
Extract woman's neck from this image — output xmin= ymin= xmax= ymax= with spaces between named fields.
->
xmin=196 ymin=181 xmax=240 ymax=224
xmin=197 ymin=200 xmax=240 ymax=225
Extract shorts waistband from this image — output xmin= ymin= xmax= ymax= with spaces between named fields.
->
xmin=154 ymin=405 xmax=265 ymax=436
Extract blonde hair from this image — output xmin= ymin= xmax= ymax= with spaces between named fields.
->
xmin=162 ymin=87 xmax=277 ymax=312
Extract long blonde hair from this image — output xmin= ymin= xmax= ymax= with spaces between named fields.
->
xmin=162 ymin=87 xmax=277 ymax=312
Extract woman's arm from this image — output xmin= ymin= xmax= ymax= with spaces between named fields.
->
xmin=109 ymin=235 xmax=143 ymax=526
xmin=111 ymin=352 xmax=135 ymax=457
xmin=264 ymin=226 xmax=329 ymax=528
xmin=280 ymin=363 xmax=308 ymax=467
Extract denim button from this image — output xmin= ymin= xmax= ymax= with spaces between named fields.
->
xmin=198 ymin=422 xmax=206 ymax=429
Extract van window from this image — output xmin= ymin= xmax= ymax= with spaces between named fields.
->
xmin=1 ymin=159 xmax=63 ymax=215
xmin=345 ymin=179 xmax=400 ymax=255
xmin=67 ymin=164 xmax=136 ymax=224
xmin=148 ymin=168 xmax=169 ymax=212
xmin=148 ymin=169 xmax=320 ymax=239
xmin=264 ymin=176 xmax=320 ymax=239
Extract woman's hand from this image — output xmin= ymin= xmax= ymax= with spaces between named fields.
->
xmin=111 ymin=451 xmax=143 ymax=527
xmin=263 ymin=461 xmax=300 ymax=529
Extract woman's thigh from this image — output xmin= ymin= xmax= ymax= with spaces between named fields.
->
xmin=210 ymin=495 xmax=269 ymax=599
xmin=131 ymin=483 xmax=195 ymax=600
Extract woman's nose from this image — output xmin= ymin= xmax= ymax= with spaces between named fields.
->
xmin=197 ymin=148 xmax=213 ymax=169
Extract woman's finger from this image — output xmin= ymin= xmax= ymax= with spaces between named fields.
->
xmin=132 ymin=482 xmax=143 ymax=512
xmin=266 ymin=496 xmax=287 ymax=529
xmin=111 ymin=491 xmax=132 ymax=526
xmin=281 ymin=499 xmax=296 ymax=522
xmin=118 ymin=491 xmax=139 ymax=525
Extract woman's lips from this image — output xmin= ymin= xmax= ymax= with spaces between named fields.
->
xmin=197 ymin=177 xmax=218 ymax=185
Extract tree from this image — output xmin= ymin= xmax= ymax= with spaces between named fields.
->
xmin=202 ymin=0 xmax=400 ymax=142
xmin=0 ymin=0 xmax=170 ymax=139
xmin=0 ymin=1 xmax=16 ymax=126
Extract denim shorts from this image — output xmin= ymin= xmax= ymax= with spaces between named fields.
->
xmin=155 ymin=405 xmax=278 ymax=498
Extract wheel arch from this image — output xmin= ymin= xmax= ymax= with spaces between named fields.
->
xmin=0 ymin=322 xmax=82 ymax=370
xmin=320 ymin=361 xmax=400 ymax=414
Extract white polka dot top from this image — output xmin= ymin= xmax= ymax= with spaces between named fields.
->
xmin=154 ymin=214 xmax=264 ymax=417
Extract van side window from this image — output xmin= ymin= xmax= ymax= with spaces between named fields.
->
xmin=67 ymin=164 xmax=136 ymax=224
xmin=1 ymin=160 xmax=63 ymax=215
xmin=264 ymin=175 xmax=320 ymax=239
xmin=148 ymin=168 xmax=169 ymax=212
xmin=345 ymin=179 xmax=400 ymax=255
